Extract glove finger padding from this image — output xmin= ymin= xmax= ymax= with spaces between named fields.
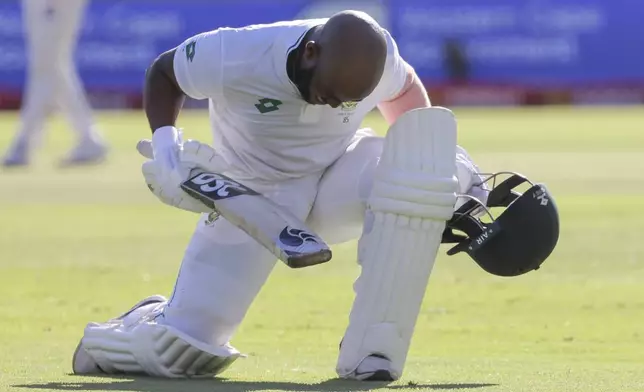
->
xmin=142 ymin=159 xmax=212 ymax=214
xmin=180 ymin=140 xmax=227 ymax=173
xmin=142 ymin=160 xmax=173 ymax=204
xmin=142 ymin=160 xmax=178 ymax=203
xmin=141 ymin=160 xmax=159 ymax=191
xmin=138 ymin=139 xmax=184 ymax=188
xmin=140 ymin=138 xmax=228 ymax=214
xmin=137 ymin=139 xmax=154 ymax=160
xmin=455 ymin=145 xmax=489 ymax=209
xmin=139 ymin=137 xmax=213 ymax=166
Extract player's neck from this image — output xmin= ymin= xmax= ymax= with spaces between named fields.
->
xmin=289 ymin=26 xmax=321 ymax=74
xmin=286 ymin=25 xmax=323 ymax=102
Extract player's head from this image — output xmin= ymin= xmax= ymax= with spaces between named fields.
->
xmin=297 ymin=11 xmax=387 ymax=107
xmin=441 ymin=172 xmax=560 ymax=277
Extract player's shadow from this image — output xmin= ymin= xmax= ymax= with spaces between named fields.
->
xmin=14 ymin=376 xmax=498 ymax=392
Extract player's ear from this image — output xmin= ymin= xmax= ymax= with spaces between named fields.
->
xmin=303 ymin=41 xmax=320 ymax=65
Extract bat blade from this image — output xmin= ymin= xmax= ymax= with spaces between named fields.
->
xmin=180 ymin=170 xmax=332 ymax=268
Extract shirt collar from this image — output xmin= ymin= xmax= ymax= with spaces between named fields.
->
xmin=272 ymin=20 xmax=326 ymax=100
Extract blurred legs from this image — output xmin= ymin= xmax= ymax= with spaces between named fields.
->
xmin=4 ymin=0 xmax=106 ymax=167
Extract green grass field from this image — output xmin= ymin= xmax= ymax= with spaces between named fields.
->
xmin=1 ymin=107 xmax=643 ymax=392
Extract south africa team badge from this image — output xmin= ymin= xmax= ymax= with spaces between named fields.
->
xmin=340 ymin=101 xmax=358 ymax=123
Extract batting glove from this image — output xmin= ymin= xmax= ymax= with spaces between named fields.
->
xmin=455 ymin=145 xmax=489 ymax=211
xmin=137 ymin=130 xmax=226 ymax=214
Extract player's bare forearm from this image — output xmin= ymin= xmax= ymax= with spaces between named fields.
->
xmin=378 ymin=62 xmax=431 ymax=125
xmin=144 ymin=49 xmax=186 ymax=133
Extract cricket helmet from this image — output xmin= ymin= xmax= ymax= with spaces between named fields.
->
xmin=441 ymin=172 xmax=560 ymax=277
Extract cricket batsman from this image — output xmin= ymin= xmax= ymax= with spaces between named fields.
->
xmin=3 ymin=0 xmax=107 ymax=167
xmin=72 ymin=11 xmax=559 ymax=381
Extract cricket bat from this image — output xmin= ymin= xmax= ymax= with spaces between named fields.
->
xmin=180 ymin=170 xmax=332 ymax=268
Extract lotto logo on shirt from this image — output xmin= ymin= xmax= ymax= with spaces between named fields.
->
xmin=255 ymin=98 xmax=283 ymax=113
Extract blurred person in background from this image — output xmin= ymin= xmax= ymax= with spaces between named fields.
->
xmin=3 ymin=0 xmax=107 ymax=167
xmin=443 ymin=38 xmax=470 ymax=84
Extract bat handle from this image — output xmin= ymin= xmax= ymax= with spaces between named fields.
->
xmin=188 ymin=168 xmax=206 ymax=178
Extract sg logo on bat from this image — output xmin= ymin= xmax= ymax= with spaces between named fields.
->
xmin=185 ymin=172 xmax=259 ymax=200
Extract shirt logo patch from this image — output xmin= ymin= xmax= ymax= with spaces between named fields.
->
xmin=339 ymin=101 xmax=359 ymax=123
xmin=341 ymin=101 xmax=358 ymax=111
xmin=255 ymin=98 xmax=283 ymax=114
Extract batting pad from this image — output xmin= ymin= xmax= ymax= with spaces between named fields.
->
xmin=82 ymin=311 xmax=241 ymax=378
xmin=337 ymin=107 xmax=458 ymax=380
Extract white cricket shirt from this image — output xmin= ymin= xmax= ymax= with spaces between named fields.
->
xmin=173 ymin=18 xmax=407 ymax=181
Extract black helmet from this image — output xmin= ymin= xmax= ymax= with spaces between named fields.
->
xmin=441 ymin=172 xmax=560 ymax=277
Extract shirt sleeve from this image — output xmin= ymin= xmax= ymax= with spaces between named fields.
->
xmin=378 ymin=29 xmax=408 ymax=102
xmin=173 ymin=30 xmax=224 ymax=100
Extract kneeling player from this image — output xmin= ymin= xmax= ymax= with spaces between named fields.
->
xmin=71 ymin=11 xmax=559 ymax=381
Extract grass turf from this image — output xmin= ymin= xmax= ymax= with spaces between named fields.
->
xmin=0 ymin=106 xmax=643 ymax=392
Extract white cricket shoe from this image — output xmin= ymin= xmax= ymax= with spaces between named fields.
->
xmin=59 ymin=137 xmax=108 ymax=167
xmin=352 ymin=354 xmax=396 ymax=381
xmin=72 ymin=295 xmax=167 ymax=375
xmin=2 ymin=138 xmax=30 ymax=167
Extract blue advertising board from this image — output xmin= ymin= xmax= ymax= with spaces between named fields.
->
xmin=0 ymin=0 xmax=311 ymax=91
xmin=0 ymin=0 xmax=642 ymax=92
xmin=388 ymin=0 xmax=644 ymax=85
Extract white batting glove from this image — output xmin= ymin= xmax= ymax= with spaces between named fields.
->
xmin=180 ymin=139 xmax=228 ymax=173
xmin=454 ymin=145 xmax=489 ymax=211
xmin=151 ymin=126 xmax=184 ymax=181
xmin=137 ymin=129 xmax=226 ymax=214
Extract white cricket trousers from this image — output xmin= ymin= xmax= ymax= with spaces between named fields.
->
xmin=158 ymin=129 xmax=384 ymax=347
xmin=16 ymin=0 xmax=97 ymax=142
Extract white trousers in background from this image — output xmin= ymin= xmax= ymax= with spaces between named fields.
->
xmin=6 ymin=0 xmax=104 ymax=162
